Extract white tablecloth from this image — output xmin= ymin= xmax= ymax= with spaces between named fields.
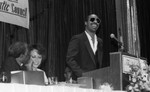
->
xmin=0 ymin=83 xmax=126 ymax=92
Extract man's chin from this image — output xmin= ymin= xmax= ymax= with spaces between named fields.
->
xmin=91 ymin=30 xmax=97 ymax=33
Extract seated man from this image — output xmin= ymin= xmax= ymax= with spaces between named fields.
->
xmin=64 ymin=67 xmax=76 ymax=83
xmin=2 ymin=42 xmax=29 ymax=71
xmin=2 ymin=42 xmax=29 ymax=82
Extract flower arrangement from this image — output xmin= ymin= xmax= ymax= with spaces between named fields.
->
xmin=99 ymin=83 xmax=113 ymax=91
xmin=126 ymin=61 xmax=150 ymax=92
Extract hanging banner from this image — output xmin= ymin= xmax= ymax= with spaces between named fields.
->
xmin=0 ymin=0 xmax=29 ymax=29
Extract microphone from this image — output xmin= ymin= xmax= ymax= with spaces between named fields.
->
xmin=110 ymin=33 xmax=123 ymax=47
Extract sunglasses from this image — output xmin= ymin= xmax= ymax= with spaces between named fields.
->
xmin=90 ymin=18 xmax=101 ymax=23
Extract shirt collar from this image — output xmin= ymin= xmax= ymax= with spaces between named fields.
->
xmin=85 ymin=31 xmax=97 ymax=41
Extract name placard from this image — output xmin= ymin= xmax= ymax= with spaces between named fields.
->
xmin=0 ymin=0 xmax=29 ymax=29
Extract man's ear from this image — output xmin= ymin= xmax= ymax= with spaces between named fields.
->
xmin=19 ymin=54 xmax=24 ymax=58
xmin=64 ymin=74 xmax=67 ymax=78
xmin=85 ymin=21 xmax=87 ymax=26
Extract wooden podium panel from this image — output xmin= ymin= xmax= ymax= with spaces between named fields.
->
xmin=82 ymin=52 xmax=138 ymax=90
xmin=82 ymin=67 xmax=110 ymax=89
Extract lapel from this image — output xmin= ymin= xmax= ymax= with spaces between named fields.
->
xmin=83 ymin=32 xmax=96 ymax=66
xmin=97 ymin=38 xmax=103 ymax=68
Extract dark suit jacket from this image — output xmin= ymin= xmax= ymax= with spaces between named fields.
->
xmin=3 ymin=56 xmax=26 ymax=72
xmin=2 ymin=56 xmax=26 ymax=82
xmin=66 ymin=32 xmax=103 ymax=79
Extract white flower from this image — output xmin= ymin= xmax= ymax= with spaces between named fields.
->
xmin=99 ymin=83 xmax=113 ymax=91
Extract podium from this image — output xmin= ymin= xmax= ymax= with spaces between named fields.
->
xmin=82 ymin=52 xmax=146 ymax=90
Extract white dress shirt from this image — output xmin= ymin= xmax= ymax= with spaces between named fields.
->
xmin=85 ymin=31 xmax=98 ymax=54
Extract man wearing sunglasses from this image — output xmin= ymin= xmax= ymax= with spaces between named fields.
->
xmin=66 ymin=14 xmax=103 ymax=80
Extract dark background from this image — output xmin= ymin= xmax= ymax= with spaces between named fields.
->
xmin=136 ymin=0 xmax=150 ymax=65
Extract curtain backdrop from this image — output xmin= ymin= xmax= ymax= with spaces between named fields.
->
xmin=126 ymin=0 xmax=140 ymax=57
xmin=136 ymin=0 xmax=150 ymax=64
xmin=115 ymin=0 xmax=140 ymax=56
xmin=0 ymin=0 xmax=118 ymax=81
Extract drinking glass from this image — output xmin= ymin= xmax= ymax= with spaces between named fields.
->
xmin=0 ymin=72 xmax=8 ymax=83
xmin=48 ymin=76 xmax=58 ymax=85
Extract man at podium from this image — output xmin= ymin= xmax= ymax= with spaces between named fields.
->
xmin=66 ymin=14 xmax=103 ymax=80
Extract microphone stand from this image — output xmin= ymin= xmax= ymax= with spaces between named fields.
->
xmin=110 ymin=33 xmax=125 ymax=52
xmin=118 ymin=41 xmax=125 ymax=52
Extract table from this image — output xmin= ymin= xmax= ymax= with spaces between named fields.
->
xmin=0 ymin=83 xmax=126 ymax=92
